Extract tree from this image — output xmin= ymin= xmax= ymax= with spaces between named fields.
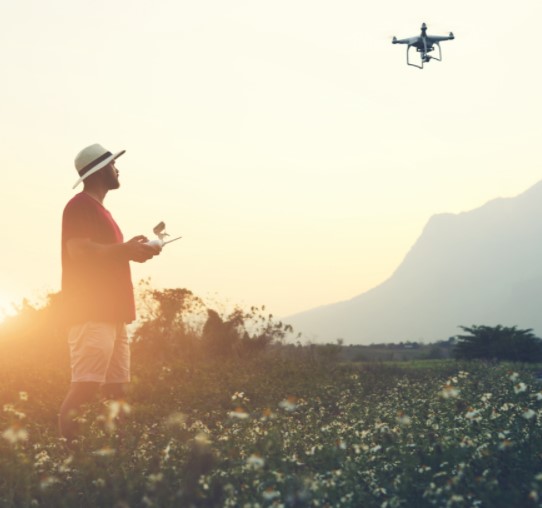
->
xmin=202 ymin=305 xmax=295 ymax=358
xmin=453 ymin=325 xmax=542 ymax=362
xmin=133 ymin=286 xmax=206 ymax=360
xmin=201 ymin=308 xmax=244 ymax=357
xmin=132 ymin=284 xmax=296 ymax=361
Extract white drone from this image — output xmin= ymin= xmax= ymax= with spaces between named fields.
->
xmin=145 ymin=222 xmax=182 ymax=249
xmin=392 ymin=23 xmax=455 ymax=69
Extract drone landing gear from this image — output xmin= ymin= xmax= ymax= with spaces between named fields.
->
xmin=407 ymin=42 xmax=442 ymax=69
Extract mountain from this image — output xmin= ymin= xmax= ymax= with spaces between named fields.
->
xmin=287 ymin=180 xmax=542 ymax=344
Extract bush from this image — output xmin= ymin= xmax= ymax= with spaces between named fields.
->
xmin=453 ymin=324 xmax=542 ymax=362
xmin=132 ymin=284 xmax=296 ymax=362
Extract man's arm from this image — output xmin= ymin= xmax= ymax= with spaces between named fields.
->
xmin=67 ymin=235 xmax=160 ymax=263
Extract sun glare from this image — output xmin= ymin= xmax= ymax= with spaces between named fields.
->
xmin=0 ymin=293 xmax=17 ymax=323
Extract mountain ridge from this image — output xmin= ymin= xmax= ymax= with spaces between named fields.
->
xmin=287 ymin=180 xmax=542 ymax=343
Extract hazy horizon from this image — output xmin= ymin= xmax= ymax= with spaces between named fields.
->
xmin=1 ymin=0 xmax=542 ymax=320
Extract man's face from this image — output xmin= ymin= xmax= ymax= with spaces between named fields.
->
xmin=102 ymin=161 xmax=120 ymax=190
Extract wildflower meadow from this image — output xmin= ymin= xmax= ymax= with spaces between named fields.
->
xmin=1 ymin=291 xmax=542 ymax=507
xmin=2 ymin=350 xmax=542 ymax=507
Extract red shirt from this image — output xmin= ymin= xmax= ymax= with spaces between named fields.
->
xmin=61 ymin=192 xmax=136 ymax=325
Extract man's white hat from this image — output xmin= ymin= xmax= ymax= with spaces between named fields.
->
xmin=73 ymin=143 xmax=125 ymax=189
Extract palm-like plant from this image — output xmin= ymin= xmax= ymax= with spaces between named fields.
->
xmin=453 ymin=324 xmax=542 ymax=362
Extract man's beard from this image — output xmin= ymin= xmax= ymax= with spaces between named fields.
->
xmin=104 ymin=171 xmax=120 ymax=190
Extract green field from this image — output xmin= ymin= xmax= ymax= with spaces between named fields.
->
xmin=2 ymin=340 xmax=542 ymax=507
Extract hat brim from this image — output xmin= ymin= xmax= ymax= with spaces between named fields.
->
xmin=72 ymin=150 xmax=126 ymax=189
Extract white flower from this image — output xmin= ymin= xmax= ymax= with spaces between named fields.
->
xmin=195 ymin=432 xmax=212 ymax=446
xmin=460 ymin=436 xmax=474 ymax=447
xmin=2 ymin=404 xmax=25 ymax=419
xmin=465 ymin=408 xmax=481 ymax=422
xmin=103 ymin=400 xmax=131 ymax=433
xmin=92 ymin=446 xmax=116 ymax=457
xmin=440 ymin=385 xmax=460 ymax=399
xmin=228 ymin=407 xmax=249 ymax=419
xmin=514 ymin=382 xmax=527 ymax=394
xmin=165 ymin=412 xmax=187 ymax=427
xmin=509 ymin=372 xmax=520 ymax=382
xmin=522 ymin=408 xmax=536 ymax=420
xmin=262 ymin=488 xmax=280 ymax=501
xmin=105 ymin=399 xmax=131 ymax=419
xmin=58 ymin=456 xmax=73 ymax=473
xmin=34 ymin=450 xmax=50 ymax=468
xmin=2 ymin=425 xmax=28 ymax=444
xmin=278 ymin=396 xmax=298 ymax=411
xmin=336 ymin=439 xmax=347 ymax=450
xmin=39 ymin=476 xmax=59 ymax=490
xmin=247 ymin=454 xmax=265 ymax=469
xmin=147 ymin=473 xmax=164 ymax=487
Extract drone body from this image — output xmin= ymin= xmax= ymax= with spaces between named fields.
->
xmin=392 ymin=23 xmax=454 ymax=69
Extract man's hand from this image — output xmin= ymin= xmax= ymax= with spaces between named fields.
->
xmin=125 ymin=235 xmax=161 ymax=263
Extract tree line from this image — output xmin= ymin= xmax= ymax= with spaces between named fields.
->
xmin=1 ymin=284 xmax=542 ymax=363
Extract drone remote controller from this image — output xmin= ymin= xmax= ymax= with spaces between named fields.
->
xmin=145 ymin=221 xmax=182 ymax=249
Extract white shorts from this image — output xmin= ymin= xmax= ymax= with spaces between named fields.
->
xmin=68 ymin=322 xmax=130 ymax=384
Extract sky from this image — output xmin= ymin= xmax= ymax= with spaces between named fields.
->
xmin=1 ymin=0 xmax=542 ymax=321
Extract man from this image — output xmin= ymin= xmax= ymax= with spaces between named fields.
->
xmin=59 ymin=143 xmax=160 ymax=444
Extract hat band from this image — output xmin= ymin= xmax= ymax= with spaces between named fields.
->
xmin=77 ymin=151 xmax=113 ymax=176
